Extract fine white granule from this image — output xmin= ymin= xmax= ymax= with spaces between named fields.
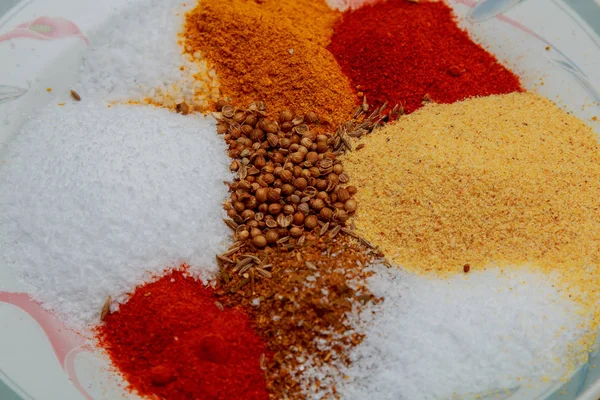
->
xmin=305 ymin=265 xmax=589 ymax=399
xmin=0 ymin=101 xmax=232 ymax=330
xmin=76 ymin=0 xmax=219 ymax=108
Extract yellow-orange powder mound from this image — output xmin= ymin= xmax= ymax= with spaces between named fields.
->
xmin=344 ymin=92 xmax=600 ymax=342
xmin=183 ymin=0 xmax=357 ymax=126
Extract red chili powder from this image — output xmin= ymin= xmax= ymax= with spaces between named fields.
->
xmin=328 ymin=0 xmax=523 ymax=113
xmin=97 ymin=269 xmax=269 ymax=400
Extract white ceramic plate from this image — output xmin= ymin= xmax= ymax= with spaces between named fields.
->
xmin=1 ymin=0 xmax=600 ymax=399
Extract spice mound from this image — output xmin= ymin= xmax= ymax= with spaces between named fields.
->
xmin=217 ymin=101 xmax=365 ymax=249
xmin=343 ymin=92 xmax=600 ymax=335
xmin=183 ymin=0 xmax=357 ymax=125
xmin=329 ymin=0 xmax=522 ymax=113
xmin=97 ymin=269 xmax=269 ymax=400
xmin=215 ymin=234 xmax=380 ymax=399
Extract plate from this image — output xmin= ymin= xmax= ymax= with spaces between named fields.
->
xmin=1 ymin=0 xmax=600 ymax=399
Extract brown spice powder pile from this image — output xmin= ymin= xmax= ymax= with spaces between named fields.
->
xmin=215 ymin=235 xmax=380 ymax=399
xmin=343 ymin=92 xmax=600 ymax=334
xmin=183 ymin=0 xmax=357 ymax=126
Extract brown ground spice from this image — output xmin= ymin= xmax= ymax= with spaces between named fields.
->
xmin=183 ymin=0 xmax=357 ymax=126
xmin=215 ymin=235 xmax=380 ymax=399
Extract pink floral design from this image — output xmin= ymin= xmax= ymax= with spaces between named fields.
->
xmin=0 ymin=292 xmax=93 ymax=399
xmin=0 ymin=16 xmax=88 ymax=44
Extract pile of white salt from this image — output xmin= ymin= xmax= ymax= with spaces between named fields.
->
xmin=0 ymin=101 xmax=231 ymax=330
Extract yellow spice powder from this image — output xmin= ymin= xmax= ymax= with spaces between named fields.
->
xmin=344 ymin=92 xmax=600 ymax=338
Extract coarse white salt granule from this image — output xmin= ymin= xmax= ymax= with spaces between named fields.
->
xmin=76 ymin=0 xmax=219 ymax=108
xmin=0 ymin=101 xmax=231 ymax=331
xmin=303 ymin=265 xmax=590 ymax=400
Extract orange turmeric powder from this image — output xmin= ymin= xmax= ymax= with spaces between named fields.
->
xmin=183 ymin=0 xmax=357 ymax=126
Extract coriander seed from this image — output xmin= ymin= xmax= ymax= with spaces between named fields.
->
xmin=305 ymin=215 xmax=319 ymax=230
xmin=344 ymin=199 xmax=357 ymax=213
xmin=252 ymin=235 xmax=267 ymax=248
xmin=266 ymin=230 xmax=279 ymax=244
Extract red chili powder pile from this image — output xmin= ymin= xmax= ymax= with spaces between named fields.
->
xmin=328 ymin=0 xmax=523 ymax=113
xmin=97 ymin=268 xmax=269 ymax=400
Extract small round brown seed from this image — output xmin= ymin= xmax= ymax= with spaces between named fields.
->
xmin=283 ymin=204 xmax=295 ymax=215
xmin=254 ymin=156 xmax=266 ymax=169
xmin=293 ymin=212 xmax=305 ymax=225
xmin=280 ymin=138 xmax=291 ymax=149
xmin=238 ymin=229 xmax=250 ymax=241
xmin=316 ymin=191 xmax=328 ymax=200
xmin=281 ymin=170 xmax=293 ymax=182
xmin=252 ymin=235 xmax=267 ymax=248
xmin=279 ymin=109 xmax=294 ymax=123
xmin=319 ymin=207 xmax=333 ymax=221
xmin=233 ymin=111 xmax=246 ymax=124
xmin=312 ymin=198 xmax=325 ymax=211
xmin=272 ymin=153 xmax=285 ymax=164
xmin=217 ymin=123 xmax=228 ymax=135
xmin=337 ymin=188 xmax=351 ymax=203
xmin=316 ymin=141 xmax=329 ymax=153
xmin=281 ymin=184 xmax=294 ymax=196
xmin=256 ymin=188 xmax=268 ymax=203
xmin=293 ymin=166 xmax=303 ymax=178
xmin=333 ymin=164 xmax=344 ymax=175
xmin=267 ymin=133 xmax=279 ymax=148
xmin=269 ymin=203 xmax=282 ymax=215
xmin=291 ymin=152 xmax=304 ymax=164
xmin=250 ymin=129 xmax=265 ymax=142
xmin=335 ymin=209 xmax=349 ymax=223
xmin=241 ymin=209 xmax=255 ymax=221
xmin=290 ymin=227 xmax=303 ymax=238
xmin=305 ymin=152 xmax=319 ymax=165
xmin=240 ymin=125 xmax=252 ymax=136
xmin=266 ymin=230 xmax=280 ymax=244
xmin=305 ymin=111 xmax=318 ymax=124
xmin=267 ymin=188 xmax=281 ymax=202
xmin=245 ymin=196 xmax=257 ymax=209
xmin=309 ymin=167 xmax=321 ymax=177
xmin=244 ymin=114 xmax=258 ymax=127
xmin=294 ymin=177 xmax=308 ymax=190
xmin=250 ymin=227 xmax=262 ymax=237
xmin=234 ymin=201 xmax=246 ymax=213
xmin=227 ymin=209 xmax=237 ymax=219
xmin=215 ymin=100 xmax=227 ymax=111
xmin=262 ymin=173 xmax=275 ymax=185
xmin=264 ymin=122 xmax=279 ymax=134
xmin=305 ymin=215 xmax=319 ymax=230
xmin=315 ymin=179 xmax=327 ymax=191
xmin=300 ymin=138 xmax=313 ymax=149
xmin=298 ymin=203 xmax=310 ymax=215
xmin=344 ymin=199 xmax=357 ymax=213
xmin=347 ymin=185 xmax=358 ymax=195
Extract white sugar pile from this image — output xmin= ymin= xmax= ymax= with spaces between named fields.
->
xmin=77 ymin=0 xmax=219 ymax=108
xmin=0 ymin=101 xmax=231 ymax=330
xmin=304 ymin=266 xmax=589 ymax=399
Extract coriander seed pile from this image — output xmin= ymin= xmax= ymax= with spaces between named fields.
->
xmin=218 ymin=101 xmax=362 ymax=249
